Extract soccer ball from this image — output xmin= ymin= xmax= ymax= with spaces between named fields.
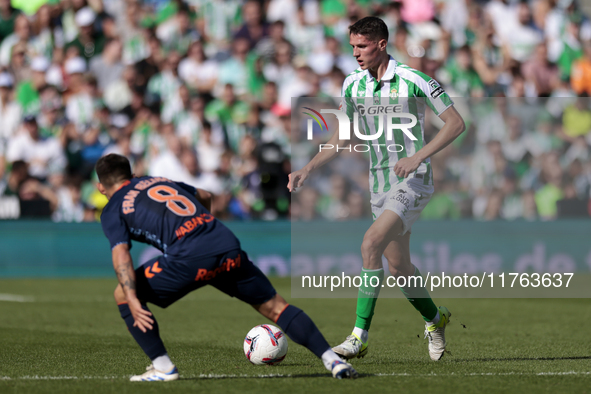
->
xmin=243 ymin=324 xmax=288 ymax=365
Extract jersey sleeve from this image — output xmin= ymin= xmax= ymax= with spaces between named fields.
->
xmin=339 ymin=75 xmax=356 ymax=119
xmin=100 ymin=205 xmax=131 ymax=250
xmin=412 ymin=72 xmax=454 ymax=116
xmin=174 ymin=181 xmax=197 ymax=196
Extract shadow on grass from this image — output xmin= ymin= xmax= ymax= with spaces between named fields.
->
xmin=448 ymin=356 xmax=591 ymax=363
xmin=181 ymin=374 xmax=330 ymax=380
xmin=181 ymin=373 xmax=377 ymax=380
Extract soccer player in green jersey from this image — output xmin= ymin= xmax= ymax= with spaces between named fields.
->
xmin=288 ymin=17 xmax=465 ymax=361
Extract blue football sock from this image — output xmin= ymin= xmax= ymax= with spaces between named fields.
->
xmin=276 ymin=305 xmax=330 ymax=358
xmin=118 ymin=303 xmax=167 ymax=360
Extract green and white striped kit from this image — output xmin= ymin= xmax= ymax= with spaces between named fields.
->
xmin=341 ymin=56 xmax=453 ymax=193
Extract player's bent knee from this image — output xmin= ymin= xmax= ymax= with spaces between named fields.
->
xmin=361 ymin=236 xmax=384 ymax=269
xmin=361 ymin=235 xmax=380 ymax=255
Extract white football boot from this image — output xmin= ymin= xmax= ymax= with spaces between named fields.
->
xmin=332 ymin=333 xmax=368 ymax=360
xmin=331 ymin=360 xmax=358 ymax=379
xmin=424 ymin=306 xmax=451 ymax=361
xmin=129 ymin=364 xmax=179 ymax=382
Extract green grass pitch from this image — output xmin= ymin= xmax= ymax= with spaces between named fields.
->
xmin=0 ymin=278 xmax=590 ymax=393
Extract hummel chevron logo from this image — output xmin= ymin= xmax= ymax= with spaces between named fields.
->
xmin=145 ymin=262 xmax=163 ymax=278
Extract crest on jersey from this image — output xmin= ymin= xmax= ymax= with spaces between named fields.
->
xmin=390 ymin=87 xmax=398 ymax=99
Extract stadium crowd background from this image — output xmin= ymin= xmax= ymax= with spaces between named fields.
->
xmin=0 ymin=0 xmax=590 ymax=222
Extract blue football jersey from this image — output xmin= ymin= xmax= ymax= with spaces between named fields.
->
xmin=100 ymin=176 xmax=240 ymax=260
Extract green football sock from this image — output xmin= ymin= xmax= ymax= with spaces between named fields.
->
xmin=354 ymin=268 xmax=384 ymax=331
xmin=399 ymin=266 xmax=438 ymax=322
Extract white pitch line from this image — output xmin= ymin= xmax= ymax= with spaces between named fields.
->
xmin=374 ymin=371 xmax=591 ymax=377
xmin=0 ymin=295 xmax=226 ymax=303
xmin=1 ymin=371 xmax=590 ymax=381
xmin=0 ymin=376 xmax=120 ymax=381
xmin=0 ymin=294 xmax=35 ymax=302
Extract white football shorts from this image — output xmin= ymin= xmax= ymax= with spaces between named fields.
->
xmin=370 ymin=175 xmax=434 ymax=235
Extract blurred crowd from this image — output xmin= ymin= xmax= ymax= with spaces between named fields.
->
xmin=292 ymin=97 xmax=591 ymax=222
xmin=0 ymin=0 xmax=590 ymax=222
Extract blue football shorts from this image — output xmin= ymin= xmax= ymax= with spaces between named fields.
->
xmin=134 ymin=249 xmax=277 ymax=308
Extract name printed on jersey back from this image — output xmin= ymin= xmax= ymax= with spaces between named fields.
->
xmin=121 ymin=177 xmax=177 ymax=215
xmin=123 ymin=190 xmax=139 ymax=214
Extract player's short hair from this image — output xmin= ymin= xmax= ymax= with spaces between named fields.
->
xmin=95 ymin=154 xmax=132 ymax=188
xmin=349 ymin=16 xmax=389 ymax=43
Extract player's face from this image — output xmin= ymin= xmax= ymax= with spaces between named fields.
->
xmin=349 ymin=34 xmax=386 ymax=70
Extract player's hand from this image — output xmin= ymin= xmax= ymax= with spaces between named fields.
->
xmin=393 ymin=156 xmax=422 ymax=179
xmin=128 ymin=297 xmax=154 ymax=333
xmin=288 ymin=168 xmax=310 ymax=192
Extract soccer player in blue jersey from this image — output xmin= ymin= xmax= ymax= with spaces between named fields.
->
xmin=96 ymin=154 xmax=357 ymax=381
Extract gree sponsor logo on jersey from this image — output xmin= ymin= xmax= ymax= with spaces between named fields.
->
xmin=194 ymin=253 xmax=242 ymax=282
xmin=303 ymin=103 xmax=418 ymax=153
xmin=356 ymin=103 xmax=403 ymax=116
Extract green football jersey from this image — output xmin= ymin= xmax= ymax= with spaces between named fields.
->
xmin=340 ymin=56 xmax=453 ymax=193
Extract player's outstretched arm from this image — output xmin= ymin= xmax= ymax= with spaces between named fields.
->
xmin=287 ymin=126 xmax=351 ymax=192
xmin=195 ymin=188 xmax=212 ymax=212
xmin=112 ymin=243 xmax=154 ymax=333
xmin=393 ymin=106 xmax=465 ymax=178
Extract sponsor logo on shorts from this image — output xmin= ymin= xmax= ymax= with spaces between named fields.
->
xmin=194 ymin=254 xmax=242 ymax=282
xmin=392 ymin=189 xmax=410 ymax=208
